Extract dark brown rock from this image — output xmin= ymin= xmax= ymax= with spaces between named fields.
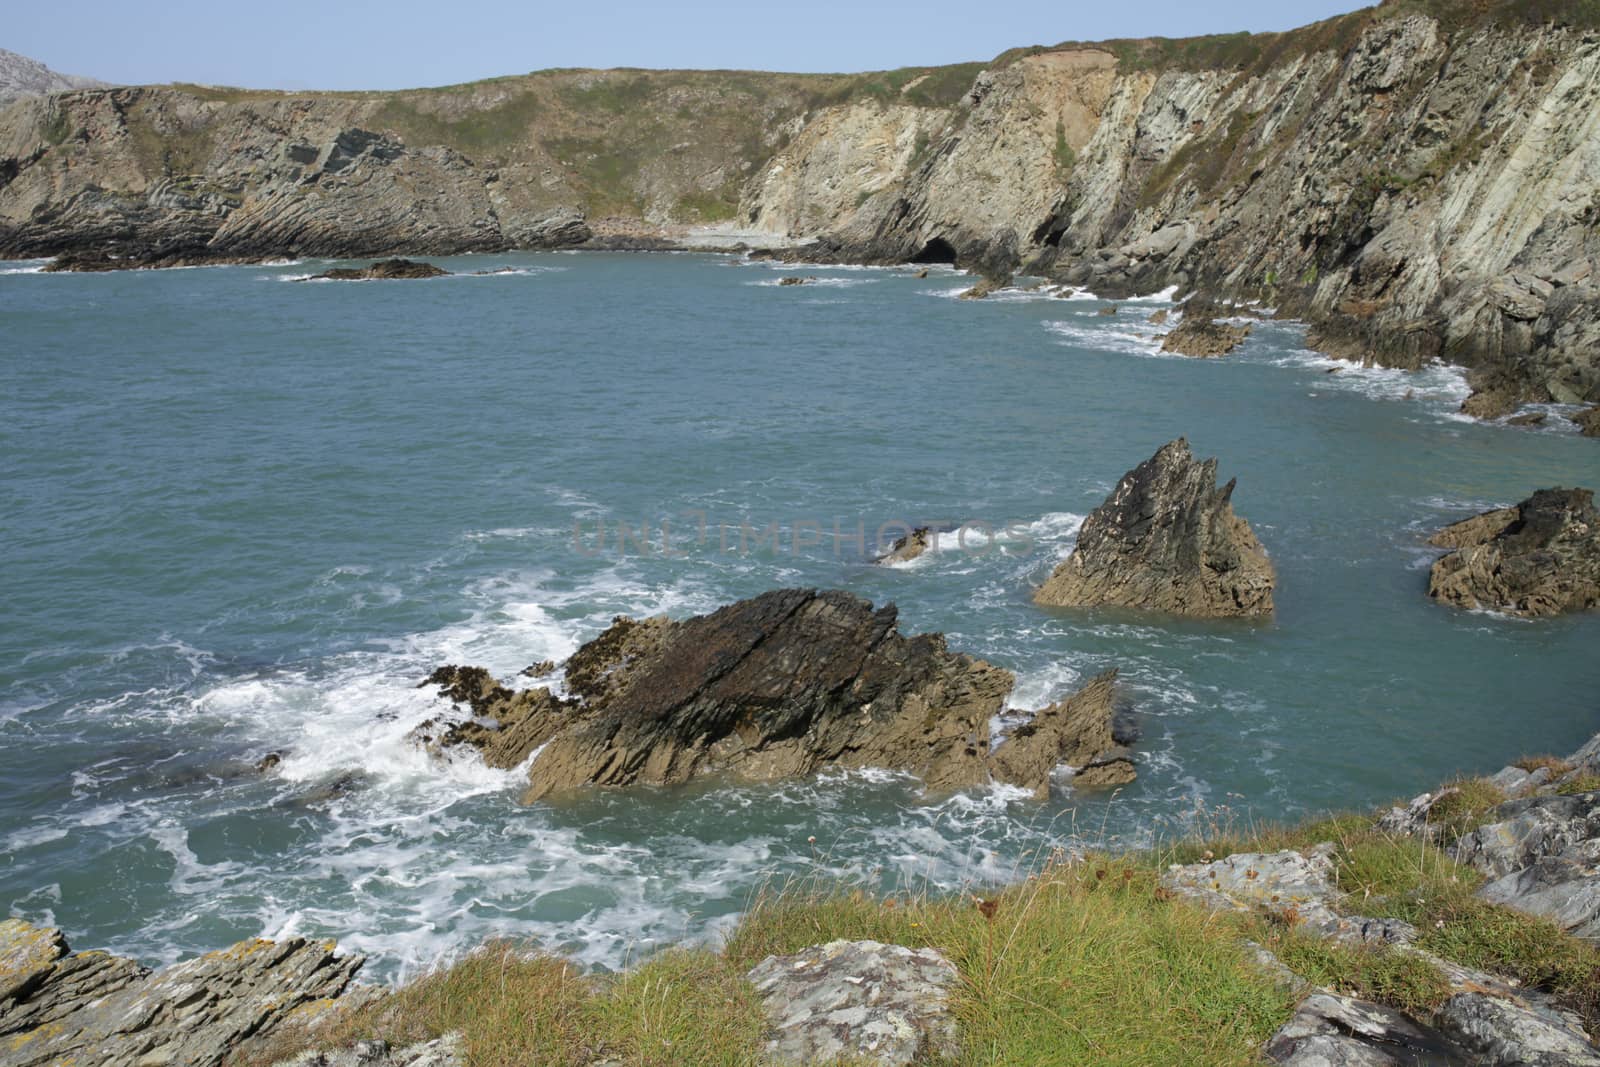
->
xmin=1160 ymin=299 xmax=1253 ymax=357
xmin=1508 ymin=411 xmax=1548 ymax=426
xmin=1573 ymin=405 xmax=1600 ymax=437
xmin=1428 ymin=488 xmax=1600 ymax=616
xmin=1034 ymin=438 xmax=1275 ymax=617
xmin=413 ymin=589 xmax=1133 ymax=802
xmin=777 ymin=275 xmax=815 ymax=286
xmin=305 ymin=258 xmax=448 ymax=281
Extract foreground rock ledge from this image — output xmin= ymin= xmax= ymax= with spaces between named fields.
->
xmin=0 ymin=918 xmax=364 ymax=1067
xmin=1427 ymin=487 xmax=1600 ymax=616
xmin=1034 ymin=438 xmax=1275 ymax=617
xmin=411 ymin=588 xmax=1134 ymax=802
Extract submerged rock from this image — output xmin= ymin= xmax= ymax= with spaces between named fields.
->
xmin=874 ymin=526 xmax=933 ymax=565
xmin=1427 ymin=488 xmax=1600 ymax=616
xmin=305 ymin=258 xmax=448 ymax=281
xmin=414 ymin=588 xmax=1131 ymax=802
xmin=0 ymin=919 xmax=363 ymax=1067
xmin=777 ymin=274 xmax=816 ymax=286
xmin=1033 ymin=438 xmax=1275 ymax=617
xmin=746 ymin=940 xmax=959 ymax=1066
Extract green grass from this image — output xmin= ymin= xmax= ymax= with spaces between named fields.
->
xmin=1267 ymin=928 xmax=1451 ymax=1015
xmin=725 ymin=859 xmax=1296 ymax=1066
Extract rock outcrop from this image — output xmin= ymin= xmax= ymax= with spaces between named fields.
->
xmin=1454 ymin=791 xmax=1600 ymax=939
xmin=272 ymin=1035 xmax=465 ymax=1067
xmin=1033 ymin=439 xmax=1275 ymax=617
xmin=874 ymin=526 xmax=933 ymax=565
xmin=746 ymin=940 xmax=960 ymax=1066
xmin=1160 ymin=301 xmax=1253 ymax=357
xmin=413 ymin=588 xmax=1132 ymax=802
xmin=306 ymin=258 xmax=449 ymax=280
xmin=1574 ymin=406 xmax=1600 ymax=437
xmin=0 ymin=919 xmax=364 ymax=1067
xmin=1427 ymin=488 xmax=1600 ymax=616
xmin=0 ymin=49 xmax=105 ymax=109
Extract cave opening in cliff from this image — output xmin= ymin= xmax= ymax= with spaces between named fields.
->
xmin=910 ymin=238 xmax=958 ymax=265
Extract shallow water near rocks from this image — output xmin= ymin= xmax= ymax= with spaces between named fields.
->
xmin=2 ymin=252 xmax=1596 ymax=979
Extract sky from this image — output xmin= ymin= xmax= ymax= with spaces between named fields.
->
xmin=10 ymin=1 xmax=1370 ymax=92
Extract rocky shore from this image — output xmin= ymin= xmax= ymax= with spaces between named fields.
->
xmin=5 ymin=3 xmax=1600 ymax=418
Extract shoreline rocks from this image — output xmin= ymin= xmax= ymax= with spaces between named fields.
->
xmin=414 ymin=588 xmax=1134 ymax=802
xmin=1427 ymin=488 xmax=1599 ymax=616
xmin=0 ymin=919 xmax=364 ymax=1067
xmin=1033 ymin=438 xmax=1275 ymax=617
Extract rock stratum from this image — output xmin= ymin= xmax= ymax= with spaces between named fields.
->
xmin=411 ymin=588 xmax=1134 ymax=802
xmin=5 ymin=3 xmax=1600 ymax=409
xmin=1428 ymin=487 xmax=1600 ymax=616
xmin=1034 ymin=438 xmax=1275 ymax=617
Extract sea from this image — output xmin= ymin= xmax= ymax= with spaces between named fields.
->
xmin=2 ymin=251 xmax=1596 ymax=979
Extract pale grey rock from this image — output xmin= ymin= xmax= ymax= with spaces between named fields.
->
xmin=1435 ymin=991 xmax=1600 ymax=1066
xmin=0 ymin=920 xmax=363 ymax=1067
xmin=1264 ymin=991 xmax=1468 ymax=1066
xmin=0 ymin=48 xmax=106 ymax=108
xmin=1454 ymin=791 xmax=1600 ymax=936
xmin=1487 ymin=766 xmax=1532 ymax=794
xmin=273 ymin=1033 xmax=465 ymax=1067
xmin=746 ymin=940 xmax=959 ymax=1066
xmin=1376 ymin=787 xmax=1460 ymax=840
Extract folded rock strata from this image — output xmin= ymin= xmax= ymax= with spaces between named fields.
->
xmin=413 ymin=588 xmax=1131 ymax=802
xmin=1427 ymin=488 xmax=1600 ymax=616
xmin=0 ymin=919 xmax=363 ymax=1067
xmin=1033 ymin=438 xmax=1275 ymax=617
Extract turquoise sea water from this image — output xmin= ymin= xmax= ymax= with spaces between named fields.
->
xmin=2 ymin=252 xmax=1596 ymax=978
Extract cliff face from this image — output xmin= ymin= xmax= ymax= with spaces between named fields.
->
xmin=3 ymin=3 xmax=1599 ymax=405
xmin=0 ymin=49 xmax=106 ymax=109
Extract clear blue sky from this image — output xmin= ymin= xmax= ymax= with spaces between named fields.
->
xmin=11 ymin=1 xmax=1369 ymax=91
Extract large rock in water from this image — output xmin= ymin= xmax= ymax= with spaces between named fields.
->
xmin=1033 ymin=439 xmax=1275 ymax=617
xmin=414 ymin=588 xmax=1132 ymax=802
xmin=305 ymin=258 xmax=448 ymax=280
xmin=1159 ymin=299 xmax=1253 ymax=357
xmin=1427 ymin=488 xmax=1600 ymax=616
xmin=0 ymin=919 xmax=363 ymax=1067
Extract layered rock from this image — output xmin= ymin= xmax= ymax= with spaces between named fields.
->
xmin=0 ymin=919 xmax=364 ymax=1067
xmin=1033 ymin=439 xmax=1275 ymax=617
xmin=1427 ymin=488 xmax=1600 ymax=616
xmin=1454 ymin=792 xmax=1600 ymax=939
xmin=414 ymin=588 xmax=1132 ymax=802
xmin=746 ymin=941 xmax=959 ymax=1066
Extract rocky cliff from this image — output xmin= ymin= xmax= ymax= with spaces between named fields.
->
xmin=0 ymin=49 xmax=105 ymax=109
xmin=5 ymin=3 xmax=1600 ymax=405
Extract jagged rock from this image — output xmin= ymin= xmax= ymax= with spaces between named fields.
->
xmin=1573 ymin=406 xmax=1600 ymax=437
xmin=1033 ymin=439 xmax=1275 ymax=617
xmin=414 ymin=589 xmax=1132 ymax=802
xmin=1264 ymin=991 xmax=1469 ymax=1066
xmin=1160 ymin=300 xmax=1253 ymax=357
xmin=1148 ymin=309 xmax=1169 ymax=325
xmin=777 ymin=275 xmax=815 ymax=286
xmin=874 ymin=527 xmax=932 ymax=565
xmin=0 ymin=920 xmax=363 ymax=1067
xmin=746 ymin=941 xmax=959 ymax=1066
xmin=1376 ymin=787 xmax=1462 ymax=840
xmin=1435 ymin=991 xmax=1600 ymax=1066
xmin=1453 ymin=791 xmax=1600 ymax=937
xmin=958 ymin=276 xmax=1005 ymax=300
xmin=1097 ymin=305 xmax=1118 ymax=316
xmin=1426 ymin=488 xmax=1600 ymax=616
xmin=1461 ymin=386 xmax=1524 ymax=420
xmin=272 ymin=1034 xmax=466 ymax=1067
xmin=306 ymin=258 xmax=448 ymax=281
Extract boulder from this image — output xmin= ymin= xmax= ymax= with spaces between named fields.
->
xmin=958 ymin=276 xmax=1005 ymax=300
xmin=1426 ymin=488 xmax=1600 ymax=616
xmin=1573 ymin=406 xmax=1600 ymax=437
xmin=874 ymin=527 xmax=933 ymax=565
xmin=305 ymin=258 xmax=448 ymax=281
xmin=1435 ymin=991 xmax=1600 ymax=1066
xmin=746 ymin=940 xmax=959 ymax=1066
xmin=1033 ymin=438 xmax=1275 ymax=617
xmin=0 ymin=920 xmax=363 ymax=1067
xmin=414 ymin=589 xmax=1133 ymax=802
xmin=777 ymin=275 xmax=816 ymax=286
xmin=1160 ymin=299 xmax=1253 ymax=357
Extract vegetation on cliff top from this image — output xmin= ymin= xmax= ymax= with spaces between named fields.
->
xmin=231 ymin=771 xmax=1600 ymax=1067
